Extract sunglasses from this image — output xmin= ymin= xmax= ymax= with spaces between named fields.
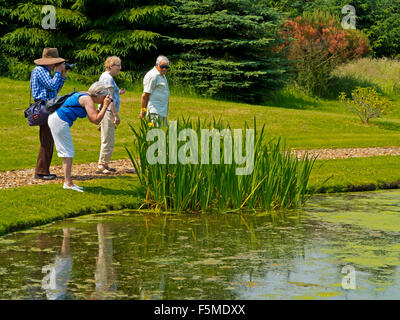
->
xmin=158 ymin=64 xmax=170 ymax=69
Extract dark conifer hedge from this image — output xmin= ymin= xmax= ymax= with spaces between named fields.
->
xmin=0 ymin=0 xmax=290 ymax=101
xmin=0 ymin=0 xmax=174 ymax=84
xmin=166 ymin=0 xmax=290 ymax=102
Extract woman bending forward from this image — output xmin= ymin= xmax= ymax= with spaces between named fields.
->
xmin=48 ymin=82 xmax=112 ymax=192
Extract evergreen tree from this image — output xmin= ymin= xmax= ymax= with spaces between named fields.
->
xmin=167 ymin=0 xmax=290 ymax=102
xmin=0 ymin=0 xmax=16 ymax=74
xmin=0 ymin=0 xmax=174 ymax=81
xmin=71 ymin=0 xmax=175 ymax=76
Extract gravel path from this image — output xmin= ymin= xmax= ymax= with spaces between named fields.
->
xmin=2 ymin=147 xmax=400 ymax=190
xmin=0 ymin=159 xmax=136 ymax=190
xmin=293 ymin=146 xmax=400 ymax=160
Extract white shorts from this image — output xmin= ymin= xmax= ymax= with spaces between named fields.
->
xmin=48 ymin=112 xmax=75 ymax=158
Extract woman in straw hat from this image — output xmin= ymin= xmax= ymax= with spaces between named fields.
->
xmin=48 ymin=82 xmax=113 ymax=192
xmin=30 ymin=47 xmax=68 ymax=181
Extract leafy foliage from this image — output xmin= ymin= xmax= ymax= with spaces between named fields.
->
xmin=2 ymin=0 xmax=399 ymax=101
xmin=339 ymin=87 xmax=392 ymax=124
xmin=256 ymin=0 xmax=400 ymax=58
xmin=280 ymin=11 xmax=370 ymax=96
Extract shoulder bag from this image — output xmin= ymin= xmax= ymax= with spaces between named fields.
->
xmin=24 ymin=91 xmax=49 ymax=126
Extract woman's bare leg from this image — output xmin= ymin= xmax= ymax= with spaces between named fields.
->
xmin=63 ymin=157 xmax=73 ymax=186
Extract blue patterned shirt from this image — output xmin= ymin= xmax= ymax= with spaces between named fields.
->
xmin=30 ymin=66 xmax=66 ymax=101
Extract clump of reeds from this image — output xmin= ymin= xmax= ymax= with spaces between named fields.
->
xmin=126 ymin=117 xmax=316 ymax=213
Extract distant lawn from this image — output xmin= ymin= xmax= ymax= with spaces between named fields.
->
xmin=1 ymin=77 xmax=400 ymax=172
xmin=332 ymin=57 xmax=400 ymax=97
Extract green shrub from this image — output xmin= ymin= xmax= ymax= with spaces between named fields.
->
xmin=0 ymin=54 xmax=7 ymax=76
xmin=339 ymin=87 xmax=392 ymax=124
xmin=167 ymin=0 xmax=290 ymax=102
xmin=6 ymin=58 xmax=33 ymax=81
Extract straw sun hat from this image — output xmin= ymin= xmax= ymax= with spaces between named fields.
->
xmin=34 ymin=48 xmax=66 ymax=65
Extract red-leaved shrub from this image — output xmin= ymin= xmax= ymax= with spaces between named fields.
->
xmin=279 ymin=11 xmax=370 ymax=96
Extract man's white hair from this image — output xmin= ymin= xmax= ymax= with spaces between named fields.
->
xmin=88 ymin=82 xmax=110 ymax=97
xmin=156 ymin=55 xmax=169 ymax=65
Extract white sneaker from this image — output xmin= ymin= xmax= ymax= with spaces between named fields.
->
xmin=63 ymin=183 xmax=84 ymax=192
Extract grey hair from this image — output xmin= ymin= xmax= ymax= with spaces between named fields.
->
xmin=88 ymin=81 xmax=110 ymax=97
xmin=156 ymin=55 xmax=169 ymax=65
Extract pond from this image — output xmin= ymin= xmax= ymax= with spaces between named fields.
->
xmin=1 ymin=189 xmax=400 ymax=300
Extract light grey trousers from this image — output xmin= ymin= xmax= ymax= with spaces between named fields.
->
xmin=98 ymin=110 xmax=116 ymax=167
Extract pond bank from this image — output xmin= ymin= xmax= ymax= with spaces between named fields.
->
xmin=0 ymin=176 xmax=143 ymax=236
xmin=2 ymin=154 xmax=400 ymax=237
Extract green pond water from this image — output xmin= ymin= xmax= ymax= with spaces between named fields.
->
xmin=2 ymin=189 xmax=400 ymax=300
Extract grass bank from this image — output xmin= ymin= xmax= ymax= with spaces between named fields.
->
xmin=309 ymin=155 xmax=400 ymax=193
xmin=2 ymin=155 xmax=400 ymax=236
xmin=331 ymin=57 xmax=400 ymax=97
xmin=0 ymin=176 xmax=143 ymax=236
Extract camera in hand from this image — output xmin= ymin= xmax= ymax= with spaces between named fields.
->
xmin=65 ymin=63 xmax=75 ymax=70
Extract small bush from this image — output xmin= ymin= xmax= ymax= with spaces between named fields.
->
xmin=339 ymin=87 xmax=392 ymax=124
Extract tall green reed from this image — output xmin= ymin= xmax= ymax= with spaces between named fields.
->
xmin=126 ymin=117 xmax=316 ymax=212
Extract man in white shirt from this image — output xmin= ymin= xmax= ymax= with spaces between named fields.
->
xmin=139 ymin=55 xmax=170 ymax=127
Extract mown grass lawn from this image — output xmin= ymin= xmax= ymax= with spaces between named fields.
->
xmin=2 ymin=72 xmax=400 ymax=236
xmin=309 ymin=155 xmax=400 ymax=193
xmin=1 ymin=77 xmax=400 ymax=171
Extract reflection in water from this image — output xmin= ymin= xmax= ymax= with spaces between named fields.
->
xmin=41 ymin=228 xmax=73 ymax=300
xmin=94 ymin=223 xmax=117 ymax=299
xmin=40 ymin=224 xmax=118 ymax=300
xmin=1 ymin=189 xmax=400 ymax=299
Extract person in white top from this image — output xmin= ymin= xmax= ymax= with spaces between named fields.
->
xmin=97 ymin=56 xmax=126 ymax=174
xmin=139 ymin=55 xmax=170 ymax=127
